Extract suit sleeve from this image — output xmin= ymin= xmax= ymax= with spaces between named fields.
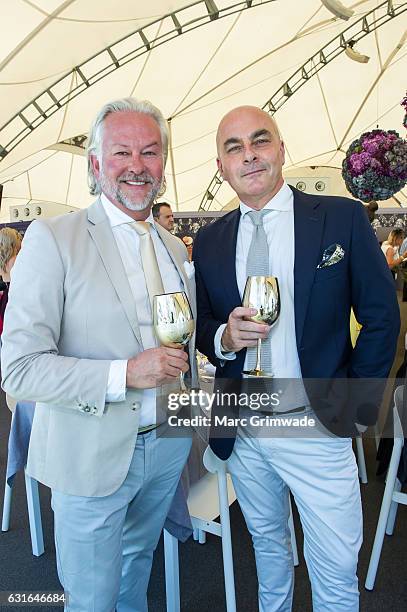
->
xmin=347 ymin=203 xmax=400 ymax=425
xmin=193 ymin=228 xmax=225 ymax=367
xmin=349 ymin=202 xmax=400 ymax=378
xmin=1 ymin=220 xmax=111 ymax=417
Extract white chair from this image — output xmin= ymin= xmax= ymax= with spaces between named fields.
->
xmin=164 ymin=446 xmax=237 ymax=612
xmin=1 ymin=469 xmax=44 ymax=557
xmin=355 ymin=436 xmax=368 ymax=484
xmin=2 ymin=410 xmax=44 ymax=557
xmin=164 ymin=446 xmax=299 ymax=612
xmin=365 ymin=386 xmax=406 ymax=590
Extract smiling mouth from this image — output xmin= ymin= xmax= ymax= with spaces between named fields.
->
xmin=121 ymin=180 xmax=151 ymax=186
xmin=242 ymin=168 xmax=266 ymax=177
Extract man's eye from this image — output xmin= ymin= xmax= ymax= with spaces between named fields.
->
xmin=226 ymin=145 xmax=241 ymax=153
xmin=115 ymin=151 xmax=129 ymax=156
xmin=254 ymin=139 xmax=270 ymax=146
xmin=143 ymin=150 xmax=156 ymax=156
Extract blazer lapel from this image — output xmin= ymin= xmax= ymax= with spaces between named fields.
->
xmin=154 ymin=223 xmax=199 ymax=385
xmin=154 ymin=223 xmax=196 ymax=314
xmin=218 ymin=209 xmax=242 ymax=308
xmin=87 ymin=200 xmax=143 ymax=347
xmin=293 ymin=188 xmax=325 ymax=347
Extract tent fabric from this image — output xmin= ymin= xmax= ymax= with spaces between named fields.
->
xmin=0 ymin=0 xmax=406 ymax=221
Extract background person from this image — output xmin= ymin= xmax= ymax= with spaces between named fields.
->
xmin=381 ymin=228 xmax=406 ymax=277
xmin=152 ymin=201 xmax=175 ymax=232
xmin=182 ymin=235 xmax=193 ymax=261
xmin=0 ymin=227 xmax=22 ymax=413
xmin=1 ymin=98 xmax=197 ymax=612
xmin=0 ymin=227 xmax=22 ymax=337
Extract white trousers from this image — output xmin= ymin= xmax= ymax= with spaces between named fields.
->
xmin=227 ymin=425 xmax=362 ymax=612
xmin=52 ymin=431 xmax=191 ymax=612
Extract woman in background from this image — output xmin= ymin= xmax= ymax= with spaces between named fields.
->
xmin=0 ymin=227 xmax=23 ymax=335
xmin=0 ymin=227 xmax=23 ymax=412
xmin=381 ymin=229 xmax=406 ymax=277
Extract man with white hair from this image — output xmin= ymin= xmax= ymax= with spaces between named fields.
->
xmin=1 ymin=98 xmax=197 ymax=611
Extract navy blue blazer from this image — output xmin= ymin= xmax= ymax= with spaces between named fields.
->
xmin=193 ymin=187 xmax=400 ymax=459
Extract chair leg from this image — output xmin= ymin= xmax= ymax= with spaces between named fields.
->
xmin=365 ymin=443 xmax=402 ymax=590
xmin=385 ymin=478 xmax=402 ymax=535
xmin=198 ymin=529 xmax=206 ymax=544
xmin=217 ymin=471 xmax=237 ymax=612
xmin=355 ymin=437 xmax=367 ymax=484
xmin=288 ymin=496 xmax=299 ymax=567
xmin=164 ymin=529 xmax=180 ymax=612
xmin=24 ymin=473 xmax=44 ymax=557
xmin=1 ymin=480 xmax=12 ymax=532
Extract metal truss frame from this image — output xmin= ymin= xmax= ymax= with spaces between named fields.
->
xmin=0 ymin=0 xmax=276 ymax=162
xmin=199 ymin=0 xmax=406 ymax=210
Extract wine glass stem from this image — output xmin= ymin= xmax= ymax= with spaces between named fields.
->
xmin=255 ymin=338 xmax=262 ymax=372
xmin=180 ymin=372 xmax=187 ymax=392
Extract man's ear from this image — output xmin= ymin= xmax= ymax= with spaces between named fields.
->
xmin=280 ymin=140 xmax=286 ymax=167
xmin=90 ymin=154 xmax=100 ymax=178
xmin=216 ymin=157 xmax=224 ymax=178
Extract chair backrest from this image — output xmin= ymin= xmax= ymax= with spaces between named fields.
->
xmin=203 ymin=446 xmax=228 ymax=474
xmin=393 ymin=386 xmax=405 ymax=440
xmin=187 ymin=447 xmax=236 ymax=520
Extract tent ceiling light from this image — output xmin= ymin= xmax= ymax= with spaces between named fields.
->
xmin=320 ymin=0 xmax=354 ymax=20
xmin=345 ymin=41 xmax=370 ymax=63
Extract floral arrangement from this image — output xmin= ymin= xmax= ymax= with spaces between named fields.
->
xmin=342 ymin=129 xmax=407 ymax=201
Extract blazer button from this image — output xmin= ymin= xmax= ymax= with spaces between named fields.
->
xmin=84 ymin=406 xmax=91 ymax=413
xmin=132 ymin=401 xmax=141 ymax=411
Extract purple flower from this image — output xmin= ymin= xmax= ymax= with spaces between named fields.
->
xmin=363 ymin=140 xmax=380 ymax=155
xmin=342 ymin=128 xmax=407 ymax=201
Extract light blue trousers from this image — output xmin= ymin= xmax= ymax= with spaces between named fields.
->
xmin=52 ymin=431 xmax=192 ymax=612
xmin=227 ymin=429 xmax=362 ymax=612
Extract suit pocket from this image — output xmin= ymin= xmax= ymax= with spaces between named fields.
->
xmin=314 ymin=263 xmax=345 ymax=283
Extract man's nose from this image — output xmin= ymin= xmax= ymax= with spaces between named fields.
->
xmin=243 ymin=145 xmax=257 ymax=163
xmin=127 ymin=153 xmax=145 ymax=174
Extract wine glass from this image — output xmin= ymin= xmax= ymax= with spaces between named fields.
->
xmin=153 ymin=291 xmax=195 ymax=392
xmin=242 ymin=276 xmax=280 ymax=378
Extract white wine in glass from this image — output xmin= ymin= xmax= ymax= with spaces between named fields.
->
xmin=242 ymin=276 xmax=280 ymax=378
xmin=153 ymin=291 xmax=194 ymax=391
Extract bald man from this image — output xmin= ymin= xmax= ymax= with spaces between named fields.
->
xmin=193 ymin=106 xmax=399 ymax=611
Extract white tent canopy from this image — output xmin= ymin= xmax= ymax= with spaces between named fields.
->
xmin=0 ymin=0 xmax=406 ymax=221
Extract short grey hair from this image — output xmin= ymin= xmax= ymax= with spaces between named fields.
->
xmin=86 ymin=97 xmax=169 ymax=196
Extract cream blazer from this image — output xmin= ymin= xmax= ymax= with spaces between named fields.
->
xmin=1 ymin=199 xmax=197 ymax=496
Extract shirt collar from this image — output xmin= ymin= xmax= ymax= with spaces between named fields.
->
xmin=100 ymin=193 xmax=155 ymax=229
xmin=239 ymin=181 xmax=292 ymax=217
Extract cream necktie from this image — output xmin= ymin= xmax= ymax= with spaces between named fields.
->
xmin=131 ymin=221 xmax=164 ymax=307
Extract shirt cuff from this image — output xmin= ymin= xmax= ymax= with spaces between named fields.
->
xmin=106 ymin=360 xmax=127 ymax=402
xmin=214 ymin=324 xmax=236 ymax=361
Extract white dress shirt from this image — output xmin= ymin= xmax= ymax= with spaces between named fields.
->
xmin=214 ymin=182 xmax=308 ymax=409
xmin=101 ymin=193 xmax=184 ymax=426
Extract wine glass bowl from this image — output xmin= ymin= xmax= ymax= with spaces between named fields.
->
xmin=243 ymin=276 xmax=280 ymax=326
xmin=153 ymin=292 xmax=194 ymax=391
xmin=153 ymin=292 xmax=194 ymax=347
xmin=242 ymin=276 xmax=280 ymax=378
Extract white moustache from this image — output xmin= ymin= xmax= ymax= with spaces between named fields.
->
xmin=119 ymin=175 xmax=153 ymax=184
